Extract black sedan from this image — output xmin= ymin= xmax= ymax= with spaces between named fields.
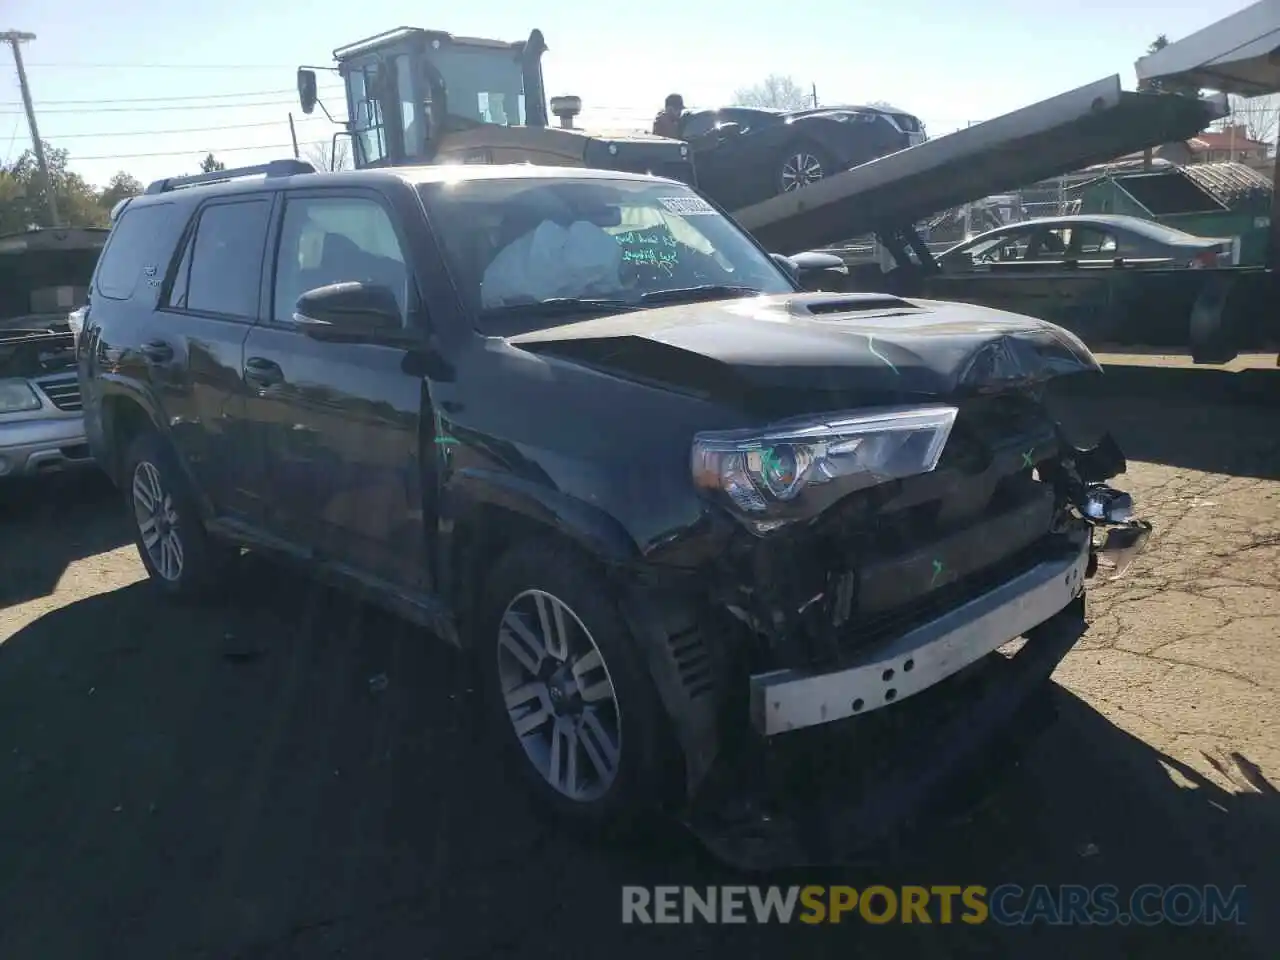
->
xmin=936 ymin=214 xmax=1236 ymax=272
xmin=679 ymin=104 xmax=926 ymax=211
xmin=922 ymin=214 xmax=1242 ymax=347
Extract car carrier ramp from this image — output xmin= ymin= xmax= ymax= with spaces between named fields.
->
xmin=734 ymin=74 xmax=1228 ymax=255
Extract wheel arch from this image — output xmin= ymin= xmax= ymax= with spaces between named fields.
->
xmin=97 ymin=383 xmax=165 ymax=486
xmin=98 ymin=383 xmax=215 ymax=521
xmin=441 ymin=469 xmax=640 ymax=644
xmin=442 ymin=471 xmax=723 ymax=802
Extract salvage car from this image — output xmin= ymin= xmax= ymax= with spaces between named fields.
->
xmin=80 ymin=161 xmax=1148 ymax=868
xmin=681 ymin=104 xmax=926 ymax=211
xmin=925 ymin=214 xmax=1240 ymax=345
xmin=0 ymin=227 xmax=106 ymax=479
xmin=938 ymin=214 xmax=1236 ymax=272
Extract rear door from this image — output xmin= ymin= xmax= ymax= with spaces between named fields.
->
xmin=241 ymin=188 xmax=429 ymax=592
xmin=151 ymin=194 xmax=276 ymax=523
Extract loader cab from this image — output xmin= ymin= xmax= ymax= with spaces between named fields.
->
xmin=323 ymin=27 xmax=550 ymax=168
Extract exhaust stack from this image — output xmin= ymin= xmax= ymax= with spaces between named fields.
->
xmin=550 ymin=95 xmax=581 ymax=129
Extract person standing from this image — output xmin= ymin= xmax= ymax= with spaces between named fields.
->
xmin=652 ymin=94 xmax=685 ymax=138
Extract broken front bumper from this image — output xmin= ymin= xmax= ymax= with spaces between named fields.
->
xmin=682 ymin=521 xmax=1149 ymax=870
xmin=750 ymin=537 xmax=1089 ymax=736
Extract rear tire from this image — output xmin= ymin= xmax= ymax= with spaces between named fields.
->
xmin=122 ymin=430 xmax=234 ymax=601
xmin=476 ymin=538 xmax=678 ymax=834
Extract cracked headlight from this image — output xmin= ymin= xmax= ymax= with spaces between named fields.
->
xmin=692 ymin=405 xmax=957 ymax=532
xmin=0 ymin=379 xmax=42 ymax=414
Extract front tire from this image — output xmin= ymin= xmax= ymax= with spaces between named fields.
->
xmin=777 ymin=140 xmax=835 ymax=194
xmin=122 ymin=430 xmax=234 ymax=600
xmin=477 ymin=539 xmax=677 ymax=832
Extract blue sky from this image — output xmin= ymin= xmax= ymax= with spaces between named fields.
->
xmin=2 ymin=0 xmax=1256 ymax=188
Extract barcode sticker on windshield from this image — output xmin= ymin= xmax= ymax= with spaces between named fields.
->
xmin=657 ymin=196 xmax=716 ymax=216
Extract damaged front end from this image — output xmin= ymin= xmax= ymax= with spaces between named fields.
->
xmin=664 ymin=384 xmax=1149 ymax=870
xmin=0 ymin=322 xmax=90 ymax=478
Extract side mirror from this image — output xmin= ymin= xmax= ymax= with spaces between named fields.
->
xmin=715 ymin=121 xmax=742 ymax=140
xmin=297 ymin=69 xmax=318 ymax=115
xmin=294 ymin=282 xmax=404 ymax=340
xmin=789 ymin=250 xmax=850 ymax=292
xmin=771 ymin=252 xmax=800 ymax=282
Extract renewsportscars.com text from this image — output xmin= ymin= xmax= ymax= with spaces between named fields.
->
xmin=621 ymin=884 xmax=1248 ymax=926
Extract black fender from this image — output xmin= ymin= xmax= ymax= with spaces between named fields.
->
xmin=442 ymin=467 xmax=639 ymax=566
xmin=439 ymin=468 xmax=640 ymax=643
xmin=440 ymin=468 xmax=723 ymax=795
xmin=93 ymin=376 xmax=217 ymax=520
xmin=91 ymin=375 xmax=169 ymax=478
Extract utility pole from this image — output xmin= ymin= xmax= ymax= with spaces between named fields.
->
xmin=811 ymin=82 xmax=819 ymax=109
xmin=1 ymin=30 xmax=59 ymax=227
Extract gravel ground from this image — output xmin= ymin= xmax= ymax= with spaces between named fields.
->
xmin=1 ymin=364 xmax=1277 ymax=960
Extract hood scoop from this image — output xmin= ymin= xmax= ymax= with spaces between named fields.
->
xmin=797 ymin=294 xmax=917 ymax=317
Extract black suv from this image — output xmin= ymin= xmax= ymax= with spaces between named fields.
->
xmin=78 ymin=158 xmax=1148 ymax=868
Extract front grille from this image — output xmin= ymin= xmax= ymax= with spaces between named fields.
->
xmin=36 ymin=375 xmax=82 ymax=412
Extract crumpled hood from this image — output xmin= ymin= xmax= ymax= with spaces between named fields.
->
xmin=507 ymin=292 xmax=1101 ymax=409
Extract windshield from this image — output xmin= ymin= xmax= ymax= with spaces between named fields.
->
xmin=429 ymin=45 xmax=527 ymax=126
xmin=419 ymin=177 xmax=796 ymax=332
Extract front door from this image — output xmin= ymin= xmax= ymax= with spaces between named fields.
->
xmin=242 ymin=189 xmax=430 ymax=592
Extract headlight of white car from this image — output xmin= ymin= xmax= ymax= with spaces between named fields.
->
xmin=692 ymin=405 xmax=957 ymax=533
xmin=0 ymin=379 xmax=43 ymax=414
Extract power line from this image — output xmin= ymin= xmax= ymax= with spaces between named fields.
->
xmin=71 ymin=139 xmax=330 ymax=162
xmin=1 ymin=87 xmax=342 ymax=106
xmin=25 ymin=61 xmax=299 ymax=70
xmin=42 ymin=118 xmax=311 ymax=139
xmin=0 ymin=95 xmax=342 ymax=115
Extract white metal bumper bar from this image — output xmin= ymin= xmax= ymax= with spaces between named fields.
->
xmin=749 ymin=539 xmax=1089 ymax=736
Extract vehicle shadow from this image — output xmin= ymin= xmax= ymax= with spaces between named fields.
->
xmin=1051 ymin=366 xmax=1280 ymax=481
xmin=0 ymin=470 xmax=132 ymax=608
xmin=0 ymin=560 xmax=1273 ymax=960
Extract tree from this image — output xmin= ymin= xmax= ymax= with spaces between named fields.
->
xmin=1223 ymin=94 xmax=1280 ymax=153
xmin=99 ymin=171 xmax=144 ymax=212
xmin=199 ymin=153 xmax=226 ymax=173
xmin=0 ymin=143 xmax=109 ymax=232
xmin=1137 ymin=35 xmax=1202 ymax=97
xmin=732 ymin=74 xmax=812 ymax=111
xmin=302 ymin=138 xmax=352 ymax=172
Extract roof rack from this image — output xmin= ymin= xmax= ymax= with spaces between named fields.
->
xmin=144 ymin=158 xmax=316 ymax=196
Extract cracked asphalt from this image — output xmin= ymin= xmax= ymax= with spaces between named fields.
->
xmin=1 ymin=362 xmax=1277 ymax=960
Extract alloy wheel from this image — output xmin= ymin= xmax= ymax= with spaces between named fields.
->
xmin=132 ymin=460 xmax=184 ymax=582
xmin=496 ymin=589 xmax=622 ymax=802
xmin=780 ymin=152 xmax=825 ymax=192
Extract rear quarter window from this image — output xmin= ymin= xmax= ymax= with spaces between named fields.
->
xmin=94 ymin=202 xmax=178 ymax=301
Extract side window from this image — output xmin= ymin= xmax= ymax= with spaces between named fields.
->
xmin=95 ymin=203 xmax=176 ymax=301
xmin=969 ymin=228 xmax=1032 ymax=264
xmin=1029 ymin=228 xmax=1071 ymax=260
xmin=1076 ymin=228 xmax=1119 ymax=257
xmin=272 ymin=195 xmax=408 ymax=325
xmin=179 ymin=199 xmax=272 ymax=319
xmin=165 ymin=231 xmax=194 ymax=310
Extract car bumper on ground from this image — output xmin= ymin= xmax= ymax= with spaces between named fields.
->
xmin=0 ymin=414 xmax=93 ymax=477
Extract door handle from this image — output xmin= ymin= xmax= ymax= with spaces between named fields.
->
xmin=140 ymin=339 xmax=174 ymax=363
xmin=244 ymin=356 xmax=284 ymax=387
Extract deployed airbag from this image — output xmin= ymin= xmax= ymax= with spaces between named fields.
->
xmin=481 ymin=220 xmax=623 ymax=307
